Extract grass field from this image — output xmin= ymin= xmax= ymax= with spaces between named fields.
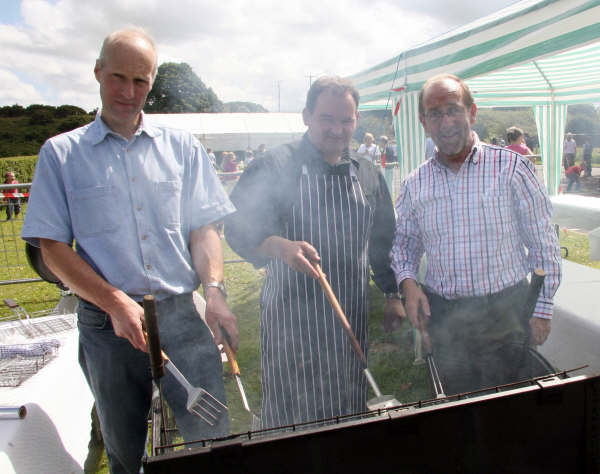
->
xmin=0 ymin=207 xmax=596 ymax=472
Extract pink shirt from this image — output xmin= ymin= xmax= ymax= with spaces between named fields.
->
xmin=506 ymin=143 xmax=531 ymax=155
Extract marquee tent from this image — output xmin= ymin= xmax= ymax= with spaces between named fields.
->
xmin=348 ymin=0 xmax=600 ymax=195
xmin=146 ymin=113 xmax=306 ymax=151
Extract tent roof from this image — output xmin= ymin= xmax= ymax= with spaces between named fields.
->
xmin=350 ymin=0 xmax=600 ymax=110
xmin=145 ymin=113 xmax=306 ymax=150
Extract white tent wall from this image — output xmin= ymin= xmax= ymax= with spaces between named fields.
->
xmin=145 ymin=113 xmax=306 ymax=151
xmin=349 ymin=0 xmax=600 ymax=195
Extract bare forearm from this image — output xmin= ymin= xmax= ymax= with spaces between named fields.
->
xmin=190 ymin=225 xmax=224 ymax=285
xmin=39 ymin=238 xmax=129 ymax=314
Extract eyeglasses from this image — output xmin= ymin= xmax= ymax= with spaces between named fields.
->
xmin=424 ymin=105 xmax=466 ymax=123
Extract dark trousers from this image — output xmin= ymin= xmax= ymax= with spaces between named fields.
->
xmin=566 ymin=173 xmax=581 ymax=191
xmin=425 ymin=281 xmax=529 ymax=395
xmin=78 ymin=293 xmax=228 ymax=474
xmin=6 ymin=198 xmax=20 ymax=220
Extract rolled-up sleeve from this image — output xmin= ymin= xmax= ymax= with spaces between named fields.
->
xmin=225 ymin=158 xmax=283 ymax=268
xmin=21 ymin=141 xmax=74 ymax=247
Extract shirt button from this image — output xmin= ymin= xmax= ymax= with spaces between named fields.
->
xmin=132 ymin=177 xmax=136 ymax=182
xmin=136 ymin=205 xmax=142 ymax=211
xmin=141 ymin=235 xmax=147 ymax=240
xmin=146 ymin=264 xmax=152 ymax=270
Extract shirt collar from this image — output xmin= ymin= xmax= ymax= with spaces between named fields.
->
xmin=86 ymin=110 xmax=162 ymax=145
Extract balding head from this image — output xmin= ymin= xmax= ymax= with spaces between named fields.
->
xmin=97 ymin=27 xmax=158 ymax=79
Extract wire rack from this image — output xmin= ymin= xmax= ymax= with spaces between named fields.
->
xmin=0 ymin=346 xmax=58 ymax=387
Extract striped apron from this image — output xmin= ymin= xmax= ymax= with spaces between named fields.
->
xmin=260 ymin=162 xmax=373 ymax=429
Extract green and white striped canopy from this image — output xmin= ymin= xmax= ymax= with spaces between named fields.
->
xmin=349 ymin=0 xmax=600 ymax=194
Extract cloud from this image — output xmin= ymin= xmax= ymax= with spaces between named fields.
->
xmin=0 ymin=69 xmax=45 ymax=105
xmin=0 ymin=0 xmax=516 ymax=111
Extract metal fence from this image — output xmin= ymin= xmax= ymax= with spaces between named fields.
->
xmin=0 ymin=182 xmax=39 ymax=286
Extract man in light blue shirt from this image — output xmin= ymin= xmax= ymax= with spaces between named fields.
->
xmin=22 ymin=27 xmax=238 ymax=474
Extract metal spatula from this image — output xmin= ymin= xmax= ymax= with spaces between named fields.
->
xmin=142 ymin=295 xmax=227 ymax=426
xmin=161 ymin=350 xmax=228 ymax=426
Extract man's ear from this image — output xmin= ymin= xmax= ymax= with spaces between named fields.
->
xmin=302 ymin=107 xmax=310 ymax=127
xmin=94 ymin=60 xmax=102 ymax=83
xmin=468 ymin=103 xmax=478 ymax=125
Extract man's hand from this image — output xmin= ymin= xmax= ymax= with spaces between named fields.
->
xmin=281 ymin=240 xmax=320 ymax=278
xmin=383 ymin=298 xmax=406 ymax=332
xmin=107 ymin=296 xmax=147 ymax=352
xmin=401 ymin=278 xmax=431 ymax=329
xmin=258 ymin=236 xmax=320 ymax=278
xmin=530 ymin=317 xmax=551 ymax=346
xmin=204 ymin=288 xmax=239 ymax=351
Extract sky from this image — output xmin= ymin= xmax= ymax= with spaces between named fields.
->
xmin=0 ymin=0 xmax=519 ymax=113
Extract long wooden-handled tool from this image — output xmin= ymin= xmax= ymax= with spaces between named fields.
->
xmin=142 ymin=295 xmax=227 ymax=426
xmin=220 ymin=331 xmax=261 ymax=431
xmin=314 ymin=263 xmax=400 ymax=411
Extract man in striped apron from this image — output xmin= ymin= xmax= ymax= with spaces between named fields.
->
xmin=226 ymin=77 xmax=404 ymax=429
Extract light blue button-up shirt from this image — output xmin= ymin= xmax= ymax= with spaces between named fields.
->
xmin=22 ymin=113 xmax=235 ymax=300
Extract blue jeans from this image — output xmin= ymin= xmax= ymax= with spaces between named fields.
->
xmin=78 ymin=293 xmax=228 ymax=474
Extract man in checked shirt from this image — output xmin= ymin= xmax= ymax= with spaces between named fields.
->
xmin=391 ymin=73 xmax=561 ymax=395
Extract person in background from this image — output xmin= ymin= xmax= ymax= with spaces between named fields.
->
xmin=356 ymin=132 xmax=379 ymax=162
xmin=506 ymin=126 xmax=535 ymax=165
xmin=391 ymin=73 xmax=561 ymax=396
xmin=256 ymin=143 xmax=267 ymax=161
xmin=21 ymin=27 xmax=238 ymax=474
xmin=566 ymin=162 xmax=583 ymax=192
xmin=221 ymin=152 xmax=239 ymax=183
xmin=4 ymin=171 xmax=20 ymax=221
xmin=563 ymin=133 xmax=577 ymax=172
xmin=582 ymin=137 xmax=593 ymax=178
xmin=226 ymin=76 xmax=405 ymax=430
xmin=206 ymin=147 xmax=217 ymax=167
xmin=379 ymin=135 xmax=397 ymax=192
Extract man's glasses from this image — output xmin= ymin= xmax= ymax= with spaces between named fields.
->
xmin=425 ymin=105 xmax=466 ymax=123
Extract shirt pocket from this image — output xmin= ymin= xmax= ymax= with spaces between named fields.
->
xmin=71 ymin=185 xmax=119 ymax=237
xmin=155 ymin=180 xmax=182 ymax=228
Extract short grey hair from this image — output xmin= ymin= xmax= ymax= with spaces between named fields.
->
xmin=97 ymin=27 xmax=158 ymax=79
xmin=305 ymin=76 xmax=360 ymax=113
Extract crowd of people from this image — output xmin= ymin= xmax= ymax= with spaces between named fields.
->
xmin=19 ymin=26 xmax=571 ymax=473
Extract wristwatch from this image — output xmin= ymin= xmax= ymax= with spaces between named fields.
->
xmin=384 ymin=292 xmax=403 ymax=300
xmin=203 ymin=281 xmax=227 ymax=299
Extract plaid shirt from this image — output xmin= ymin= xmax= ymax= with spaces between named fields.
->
xmin=391 ymin=133 xmax=561 ymax=319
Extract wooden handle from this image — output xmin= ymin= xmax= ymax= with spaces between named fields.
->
xmin=525 ymin=269 xmax=546 ymax=320
xmin=143 ymin=295 xmax=165 ymax=380
xmin=219 ymin=324 xmax=240 ymax=376
xmin=222 ymin=340 xmax=241 ymax=376
xmin=314 ymin=263 xmax=367 ymax=366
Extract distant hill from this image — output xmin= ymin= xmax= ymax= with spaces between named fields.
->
xmin=0 ymin=104 xmax=94 ymax=157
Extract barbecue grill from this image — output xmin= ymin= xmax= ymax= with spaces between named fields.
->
xmin=143 ymin=369 xmax=599 ymax=473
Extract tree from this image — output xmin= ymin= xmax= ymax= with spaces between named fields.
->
xmin=144 ymin=62 xmax=223 ymax=113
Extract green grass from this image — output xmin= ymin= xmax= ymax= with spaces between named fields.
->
xmin=1 ymin=207 xmax=597 ymax=472
xmin=558 ymin=228 xmax=600 ymax=269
